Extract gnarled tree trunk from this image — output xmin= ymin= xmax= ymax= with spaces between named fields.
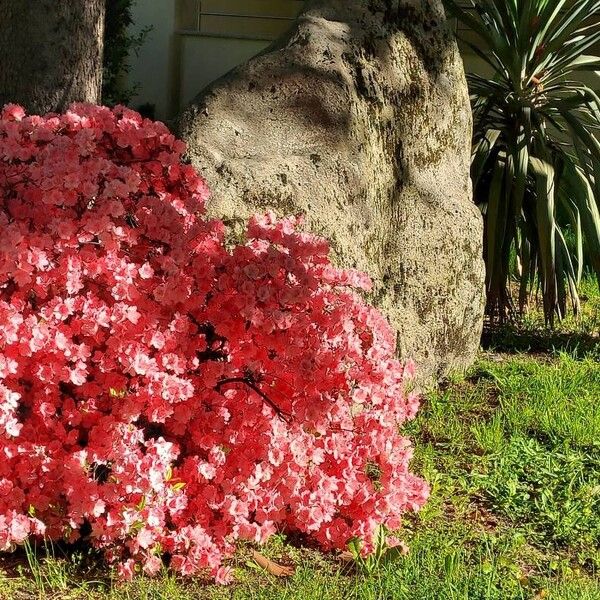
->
xmin=180 ymin=0 xmax=486 ymax=382
xmin=0 ymin=0 xmax=105 ymax=114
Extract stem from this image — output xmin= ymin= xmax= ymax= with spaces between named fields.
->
xmin=216 ymin=376 xmax=291 ymax=423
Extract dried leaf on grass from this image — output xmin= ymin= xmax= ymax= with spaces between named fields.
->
xmin=252 ymin=550 xmax=294 ymax=577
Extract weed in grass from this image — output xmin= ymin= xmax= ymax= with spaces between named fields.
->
xmin=474 ymin=436 xmax=600 ymax=549
xmin=472 ymin=413 xmax=506 ymax=455
xmin=481 ymin=355 xmax=600 ymax=449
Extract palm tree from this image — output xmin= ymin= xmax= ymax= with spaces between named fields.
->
xmin=446 ymin=0 xmax=600 ymax=325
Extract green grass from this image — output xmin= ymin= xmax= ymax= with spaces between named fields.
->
xmin=2 ymin=286 xmax=599 ymax=599
xmin=481 ymin=277 xmax=600 ymax=359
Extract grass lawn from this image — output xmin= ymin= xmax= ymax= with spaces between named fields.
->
xmin=1 ymin=285 xmax=599 ymax=599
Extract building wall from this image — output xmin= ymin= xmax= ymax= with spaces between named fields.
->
xmin=178 ymin=36 xmax=267 ymax=109
xmin=128 ymin=0 xmax=177 ymax=119
xmin=127 ymin=0 xmax=302 ymax=120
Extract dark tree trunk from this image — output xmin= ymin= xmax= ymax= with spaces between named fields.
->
xmin=0 ymin=0 xmax=105 ymax=114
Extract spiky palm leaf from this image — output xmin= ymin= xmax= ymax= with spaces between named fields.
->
xmin=446 ymin=0 xmax=600 ymax=325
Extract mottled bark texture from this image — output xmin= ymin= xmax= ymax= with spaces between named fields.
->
xmin=0 ymin=0 xmax=105 ymax=114
xmin=177 ymin=0 xmax=485 ymax=382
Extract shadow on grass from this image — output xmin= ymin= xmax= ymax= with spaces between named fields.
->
xmin=481 ymin=323 xmax=600 ymax=359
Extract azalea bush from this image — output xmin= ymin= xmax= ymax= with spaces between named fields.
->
xmin=0 ymin=104 xmax=428 ymax=582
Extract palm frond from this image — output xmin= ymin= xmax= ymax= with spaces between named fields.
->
xmin=446 ymin=0 xmax=600 ymax=324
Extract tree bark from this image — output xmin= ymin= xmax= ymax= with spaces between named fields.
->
xmin=0 ymin=0 xmax=105 ymax=114
xmin=178 ymin=0 xmax=486 ymax=383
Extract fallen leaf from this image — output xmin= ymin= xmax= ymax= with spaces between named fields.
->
xmin=252 ymin=550 xmax=294 ymax=577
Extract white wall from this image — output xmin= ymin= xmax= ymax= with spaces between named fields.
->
xmin=127 ymin=0 xmax=177 ymax=120
xmin=126 ymin=0 xmax=299 ymax=120
xmin=179 ymin=36 xmax=268 ymax=109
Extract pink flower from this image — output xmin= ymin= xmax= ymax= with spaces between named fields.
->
xmin=139 ymin=263 xmax=154 ymax=280
xmin=213 ymin=565 xmax=233 ymax=585
xmin=2 ymin=104 xmax=26 ymax=121
xmin=10 ymin=515 xmax=31 ymax=543
xmin=0 ymin=104 xmax=427 ymax=584
xmin=118 ymin=559 xmax=136 ymax=582
xmin=143 ymin=555 xmax=162 ymax=576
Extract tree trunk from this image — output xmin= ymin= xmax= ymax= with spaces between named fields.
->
xmin=0 ymin=0 xmax=105 ymax=114
xmin=178 ymin=0 xmax=485 ymax=383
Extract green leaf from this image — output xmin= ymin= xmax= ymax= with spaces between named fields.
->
xmin=517 ymin=223 xmax=534 ymax=313
xmin=570 ymin=54 xmax=600 ymax=71
xmin=347 ymin=537 xmax=362 ymax=561
xmin=558 ymin=194 xmax=584 ymax=284
xmin=539 ymin=1 xmax=600 ymax=63
xmin=555 ymin=225 xmax=581 ymax=316
xmin=560 ymin=158 xmax=600 ymax=281
xmin=445 ymin=0 xmax=519 ymax=83
xmin=373 ymin=525 xmax=387 ymax=561
xmin=472 ymin=130 xmax=501 ymax=187
xmin=529 ymin=156 xmax=557 ymax=325
xmin=380 ymin=546 xmax=406 ymax=567
xmin=513 ymin=120 xmax=530 ymax=217
xmin=545 ymin=32 xmax=600 ymax=82
xmin=485 ymin=156 xmax=508 ymax=293
xmin=564 ymin=111 xmax=600 ymax=164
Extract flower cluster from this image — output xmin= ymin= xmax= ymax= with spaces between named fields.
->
xmin=0 ymin=104 xmax=428 ymax=582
